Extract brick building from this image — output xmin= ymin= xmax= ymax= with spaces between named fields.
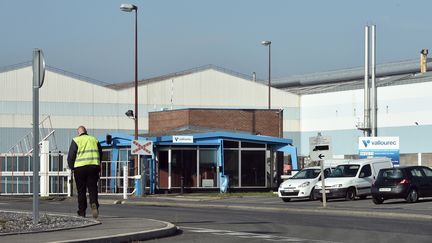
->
xmin=149 ymin=108 xmax=283 ymax=137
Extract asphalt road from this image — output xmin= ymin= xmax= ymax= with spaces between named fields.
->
xmin=1 ymin=196 xmax=432 ymax=243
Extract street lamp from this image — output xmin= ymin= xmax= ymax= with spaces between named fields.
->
xmin=261 ymin=40 xmax=271 ymax=109
xmin=121 ymin=3 xmax=139 ymax=175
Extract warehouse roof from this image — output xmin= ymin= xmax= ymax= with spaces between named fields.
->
xmin=273 ymin=59 xmax=432 ymax=95
xmin=105 ymin=64 xmax=254 ymax=90
xmin=3 ymin=59 xmax=432 ymax=95
xmin=0 ymin=62 xmax=254 ymax=90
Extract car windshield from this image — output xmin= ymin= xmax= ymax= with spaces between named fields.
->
xmin=329 ymin=164 xmax=360 ymax=177
xmin=379 ymin=168 xmax=403 ymax=179
xmin=291 ymin=169 xmax=321 ymax=179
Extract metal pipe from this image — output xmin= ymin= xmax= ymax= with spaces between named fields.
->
xmin=364 ymin=25 xmax=370 ymax=137
xmin=32 ymin=75 xmax=40 ymax=224
xmin=268 ymin=43 xmax=271 ymax=109
xmin=371 ymin=25 xmax=377 ymax=137
xmin=134 ymin=7 xmax=139 ymax=175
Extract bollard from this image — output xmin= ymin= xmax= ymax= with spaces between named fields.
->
xmin=123 ymin=165 xmax=128 ymax=200
xmin=180 ymin=176 xmax=184 ymax=194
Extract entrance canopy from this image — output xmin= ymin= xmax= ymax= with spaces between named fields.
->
xmin=99 ymin=131 xmax=298 ymax=169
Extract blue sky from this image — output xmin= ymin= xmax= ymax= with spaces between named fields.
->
xmin=1 ymin=0 xmax=430 ymax=84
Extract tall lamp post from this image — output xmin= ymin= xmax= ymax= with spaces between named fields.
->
xmin=261 ymin=40 xmax=271 ymax=109
xmin=120 ymin=3 xmax=139 ymax=175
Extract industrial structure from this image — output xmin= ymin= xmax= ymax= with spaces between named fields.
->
xmin=1 ymin=54 xmax=432 ymax=195
xmin=1 ymin=56 xmax=432 ymax=164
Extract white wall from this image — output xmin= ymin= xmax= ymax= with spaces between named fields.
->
xmin=0 ymin=66 xmax=300 ymax=152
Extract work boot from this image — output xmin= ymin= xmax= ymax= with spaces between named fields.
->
xmin=91 ymin=203 xmax=99 ymax=219
xmin=77 ymin=210 xmax=86 ymax=218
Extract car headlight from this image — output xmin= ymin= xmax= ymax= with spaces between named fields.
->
xmin=298 ymin=182 xmax=310 ymax=188
xmin=331 ymin=184 xmax=343 ymax=188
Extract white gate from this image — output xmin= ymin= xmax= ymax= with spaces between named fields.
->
xmin=0 ymin=152 xmax=70 ymax=196
xmin=99 ymin=160 xmax=135 ymax=195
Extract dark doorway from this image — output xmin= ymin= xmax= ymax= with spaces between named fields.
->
xmin=172 ymin=150 xmax=197 ymax=187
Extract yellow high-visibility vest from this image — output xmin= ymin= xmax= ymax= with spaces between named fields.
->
xmin=73 ymin=135 xmax=100 ymax=168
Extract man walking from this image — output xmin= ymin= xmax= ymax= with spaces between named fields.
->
xmin=67 ymin=126 xmax=102 ymax=219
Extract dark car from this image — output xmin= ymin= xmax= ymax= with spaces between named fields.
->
xmin=371 ymin=166 xmax=432 ymax=204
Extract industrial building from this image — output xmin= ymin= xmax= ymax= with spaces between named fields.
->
xmin=0 ymin=63 xmax=299 ymax=154
xmin=1 ymin=56 xmax=432 ymax=194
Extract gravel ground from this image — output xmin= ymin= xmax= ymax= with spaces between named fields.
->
xmin=0 ymin=211 xmax=96 ymax=235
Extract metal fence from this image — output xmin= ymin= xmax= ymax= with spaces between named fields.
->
xmin=99 ymin=160 xmax=135 ymax=195
xmin=0 ymin=153 xmax=70 ymax=195
xmin=0 ymin=155 xmax=137 ymax=196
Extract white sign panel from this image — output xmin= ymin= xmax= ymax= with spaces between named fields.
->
xmin=173 ymin=135 xmax=193 ymax=143
xmin=131 ymin=140 xmax=153 ymax=155
xmin=309 ymin=135 xmax=332 ymax=161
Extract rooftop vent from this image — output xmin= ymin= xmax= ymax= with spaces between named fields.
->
xmin=420 ymin=49 xmax=428 ymax=73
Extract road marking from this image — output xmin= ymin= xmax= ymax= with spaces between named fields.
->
xmin=182 ymin=226 xmax=340 ymax=242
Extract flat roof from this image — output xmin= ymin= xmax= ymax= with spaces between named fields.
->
xmin=99 ymin=131 xmax=293 ymax=147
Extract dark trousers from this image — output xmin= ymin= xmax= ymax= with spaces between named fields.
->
xmin=74 ymin=165 xmax=100 ymax=214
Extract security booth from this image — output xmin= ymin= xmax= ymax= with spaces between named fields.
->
xmin=99 ymin=131 xmax=297 ymax=194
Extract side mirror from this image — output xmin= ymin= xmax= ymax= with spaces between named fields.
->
xmin=359 ymin=172 xmax=365 ymax=178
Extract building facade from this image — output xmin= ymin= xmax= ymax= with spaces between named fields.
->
xmin=1 ymin=60 xmax=432 ymax=167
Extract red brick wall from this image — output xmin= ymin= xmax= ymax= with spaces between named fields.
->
xmin=149 ymin=109 xmax=282 ymax=137
xmin=148 ymin=109 xmax=190 ymax=134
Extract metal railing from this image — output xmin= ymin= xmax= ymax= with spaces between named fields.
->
xmin=99 ymin=160 xmax=135 ymax=195
xmin=0 ymin=153 xmax=69 ymax=195
xmin=7 ymin=116 xmax=58 ymax=155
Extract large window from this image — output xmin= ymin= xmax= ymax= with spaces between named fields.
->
xmin=199 ymin=150 xmax=217 ymax=187
xmin=224 ymin=150 xmax=239 ymax=187
xmin=241 ymin=151 xmax=266 ymax=186
xmin=171 ymin=150 xmax=197 ymax=187
xmin=223 ymin=140 xmax=267 ymax=188
xmin=158 ymin=151 xmax=169 ymax=188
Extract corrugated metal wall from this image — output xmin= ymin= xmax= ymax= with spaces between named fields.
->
xmin=0 ymin=66 xmax=300 ymax=152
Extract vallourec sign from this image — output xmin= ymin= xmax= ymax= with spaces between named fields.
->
xmin=358 ymin=136 xmax=400 ymax=165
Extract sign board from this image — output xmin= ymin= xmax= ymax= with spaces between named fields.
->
xmin=173 ymin=135 xmax=193 ymax=143
xmin=309 ymin=135 xmax=332 ymax=161
xmin=131 ymin=140 xmax=153 ymax=156
xmin=33 ymin=49 xmax=45 ymax=88
xmin=358 ymin=137 xmax=400 ymax=165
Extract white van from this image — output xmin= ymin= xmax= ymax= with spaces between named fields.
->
xmin=278 ymin=166 xmax=333 ymax=202
xmin=314 ymin=157 xmax=393 ymax=201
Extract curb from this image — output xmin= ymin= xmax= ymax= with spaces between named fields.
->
xmin=101 ymin=199 xmax=432 ymax=221
xmin=49 ymin=219 xmax=178 ymax=243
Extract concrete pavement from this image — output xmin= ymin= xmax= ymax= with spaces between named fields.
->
xmin=1 ymin=194 xmax=431 ymax=242
xmin=0 ymin=212 xmax=177 ymax=243
xmin=99 ymin=194 xmax=432 ymax=221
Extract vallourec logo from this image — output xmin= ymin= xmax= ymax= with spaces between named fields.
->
xmin=362 ymin=139 xmax=397 ymax=147
xmin=362 ymin=140 xmax=370 ymax=147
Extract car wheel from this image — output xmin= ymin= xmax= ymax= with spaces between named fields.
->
xmin=406 ymin=189 xmax=419 ymax=203
xmin=309 ymin=187 xmax=316 ymax=201
xmin=282 ymin=198 xmax=291 ymax=202
xmin=345 ymin=188 xmax=356 ymax=201
xmin=372 ymin=196 xmax=384 ymax=205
